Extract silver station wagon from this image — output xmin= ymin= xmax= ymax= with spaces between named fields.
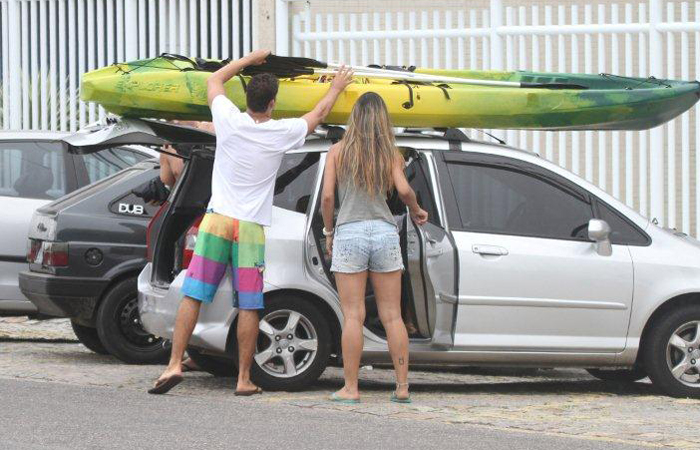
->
xmin=138 ymin=123 xmax=700 ymax=398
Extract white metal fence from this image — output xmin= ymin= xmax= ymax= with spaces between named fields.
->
xmin=280 ymin=0 xmax=700 ymax=236
xmin=0 ymin=0 xmax=254 ymax=133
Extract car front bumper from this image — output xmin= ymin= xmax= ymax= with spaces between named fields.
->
xmin=18 ymin=271 xmax=109 ymax=322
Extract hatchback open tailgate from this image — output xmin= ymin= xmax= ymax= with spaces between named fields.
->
xmin=63 ymin=118 xmax=216 ymax=153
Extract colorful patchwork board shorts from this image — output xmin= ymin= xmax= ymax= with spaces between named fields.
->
xmin=181 ymin=212 xmax=265 ymax=309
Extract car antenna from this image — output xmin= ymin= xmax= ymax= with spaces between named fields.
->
xmin=471 ymin=129 xmax=506 ymax=145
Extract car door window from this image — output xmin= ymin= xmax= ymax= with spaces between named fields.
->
xmin=596 ymin=200 xmax=650 ymax=246
xmin=273 ymin=152 xmax=321 ymax=214
xmin=0 ymin=142 xmax=66 ymax=199
xmin=445 ymin=162 xmax=593 ymax=240
xmin=80 ymin=147 xmax=147 ymax=184
xmin=405 ymin=154 xmax=440 ymax=226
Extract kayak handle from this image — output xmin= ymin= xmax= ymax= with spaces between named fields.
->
xmin=521 ymin=82 xmax=588 ymax=90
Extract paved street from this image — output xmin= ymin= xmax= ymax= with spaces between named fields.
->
xmin=1 ymin=318 xmax=699 ymax=449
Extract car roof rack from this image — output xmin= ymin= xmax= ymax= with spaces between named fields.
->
xmin=400 ymin=127 xmax=471 ymax=144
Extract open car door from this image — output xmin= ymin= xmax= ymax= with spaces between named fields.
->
xmin=402 ymin=151 xmax=458 ymax=348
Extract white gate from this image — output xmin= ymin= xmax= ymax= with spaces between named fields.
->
xmin=279 ymin=0 xmax=700 ymax=236
xmin=0 ymin=0 xmax=254 ymax=132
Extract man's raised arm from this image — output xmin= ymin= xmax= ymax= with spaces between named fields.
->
xmin=301 ymin=66 xmax=354 ymax=135
xmin=206 ymin=49 xmax=271 ymax=106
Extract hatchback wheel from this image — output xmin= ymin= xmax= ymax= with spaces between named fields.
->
xmin=96 ymin=277 xmax=170 ymax=364
xmin=644 ymin=304 xmax=700 ymax=398
xmin=70 ymin=320 xmax=108 ymax=355
xmin=247 ymin=295 xmax=332 ymax=391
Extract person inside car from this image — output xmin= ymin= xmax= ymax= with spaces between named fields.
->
xmin=321 ymin=92 xmax=428 ymax=404
xmin=159 ymin=121 xmax=215 ymax=190
xmin=149 ymin=49 xmax=354 ymax=395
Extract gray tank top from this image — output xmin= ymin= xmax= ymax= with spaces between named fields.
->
xmin=336 ymin=178 xmax=395 ymax=227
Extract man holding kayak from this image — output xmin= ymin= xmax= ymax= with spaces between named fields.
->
xmin=150 ymin=49 xmax=353 ymax=395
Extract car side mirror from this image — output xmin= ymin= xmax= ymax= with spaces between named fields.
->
xmin=588 ymin=219 xmax=612 ymax=256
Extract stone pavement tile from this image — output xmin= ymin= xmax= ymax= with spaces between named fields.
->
xmin=388 ymin=411 xmax=443 ymax=421
xmin=666 ymin=442 xmax=700 ymax=449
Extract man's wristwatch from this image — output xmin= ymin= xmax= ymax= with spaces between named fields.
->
xmin=322 ymin=227 xmax=334 ymax=237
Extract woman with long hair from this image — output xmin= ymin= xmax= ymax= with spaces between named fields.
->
xmin=321 ymin=92 xmax=428 ymax=403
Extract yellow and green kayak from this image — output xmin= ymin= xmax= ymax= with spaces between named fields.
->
xmin=80 ymin=54 xmax=700 ymax=130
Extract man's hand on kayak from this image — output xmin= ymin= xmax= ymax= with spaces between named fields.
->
xmin=245 ymin=49 xmax=271 ymax=66
xmin=207 ymin=49 xmax=272 ymax=106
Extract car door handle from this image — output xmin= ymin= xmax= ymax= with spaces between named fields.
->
xmin=472 ymin=244 xmax=508 ymax=256
xmin=426 ymin=247 xmax=445 ymax=258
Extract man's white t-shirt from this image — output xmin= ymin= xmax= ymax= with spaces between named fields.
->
xmin=208 ymin=95 xmax=308 ymax=226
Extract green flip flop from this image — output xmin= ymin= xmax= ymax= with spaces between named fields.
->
xmin=391 ymin=383 xmax=412 ymax=404
xmin=390 ymin=392 xmax=412 ymax=404
xmin=329 ymin=392 xmax=360 ymax=404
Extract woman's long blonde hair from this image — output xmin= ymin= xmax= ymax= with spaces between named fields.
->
xmin=337 ymin=92 xmax=398 ymax=197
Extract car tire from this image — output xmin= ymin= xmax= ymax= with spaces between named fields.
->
xmin=586 ymin=367 xmax=647 ymax=383
xmin=96 ymin=277 xmax=170 ymax=364
xmin=644 ymin=304 xmax=700 ymax=398
xmin=244 ymin=295 xmax=332 ymax=391
xmin=70 ymin=321 xmax=109 ymax=355
xmin=187 ymin=348 xmax=237 ymax=377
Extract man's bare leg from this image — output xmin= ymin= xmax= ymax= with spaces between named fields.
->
xmin=155 ymin=296 xmax=202 ymax=384
xmin=236 ymin=309 xmax=260 ymax=391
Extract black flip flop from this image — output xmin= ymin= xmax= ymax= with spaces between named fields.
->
xmin=234 ymin=387 xmax=263 ymax=396
xmin=181 ymin=360 xmax=198 ymax=373
xmin=148 ymin=374 xmax=184 ymax=395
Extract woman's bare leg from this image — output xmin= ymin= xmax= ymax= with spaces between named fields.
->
xmin=334 ymin=271 xmax=368 ymax=400
xmin=369 ymin=270 xmax=409 ymax=398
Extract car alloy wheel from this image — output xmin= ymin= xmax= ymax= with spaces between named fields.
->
xmin=255 ymin=309 xmax=319 ymax=379
xmin=666 ymin=320 xmax=700 ymax=388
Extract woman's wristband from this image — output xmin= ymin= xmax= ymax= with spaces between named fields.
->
xmin=322 ymin=227 xmax=334 ymax=237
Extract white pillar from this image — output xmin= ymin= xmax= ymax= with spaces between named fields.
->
xmin=8 ymin=0 xmax=22 ymax=129
xmin=275 ymin=0 xmax=289 ymax=56
xmin=489 ymin=0 xmax=503 ymax=70
xmin=648 ymin=0 xmax=664 ymax=224
xmin=124 ymin=0 xmax=138 ymax=60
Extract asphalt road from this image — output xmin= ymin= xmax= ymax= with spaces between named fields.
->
xmin=3 ymin=319 xmax=700 ymax=449
xmin=0 ymin=378 xmax=643 ymax=450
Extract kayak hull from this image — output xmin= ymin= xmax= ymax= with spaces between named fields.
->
xmin=80 ymin=58 xmax=700 ymax=131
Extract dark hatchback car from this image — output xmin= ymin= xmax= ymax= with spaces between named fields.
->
xmin=19 ymin=120 xmax=215 ymax=363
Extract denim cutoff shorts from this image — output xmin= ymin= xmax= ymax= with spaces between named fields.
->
xmin=330 ymin=219 xmax=404 ymax=273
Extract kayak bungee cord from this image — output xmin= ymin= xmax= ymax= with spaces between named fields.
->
xmin=112 ymin=53 xmax=589 ymax=89
xmin=599 ymin=73 xmax=673 ymax=89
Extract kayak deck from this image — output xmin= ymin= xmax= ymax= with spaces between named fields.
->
xmin=80 ymin=56 xmax=700 ymax=131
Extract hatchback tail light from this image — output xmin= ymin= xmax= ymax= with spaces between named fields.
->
xmin=146 ymin=202 xmax=169 ymax=262
xmin=27 ymin=240 xmax=69 ymax=267
xmin=182 ymin=215 xmax=204 ymax=270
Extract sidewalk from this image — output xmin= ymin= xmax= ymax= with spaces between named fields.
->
xmin=0 ymin=316 xmax=76 ymax=341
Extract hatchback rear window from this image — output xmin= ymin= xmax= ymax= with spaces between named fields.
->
xmin=80 ymin=147 xmax=151 ymax=184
